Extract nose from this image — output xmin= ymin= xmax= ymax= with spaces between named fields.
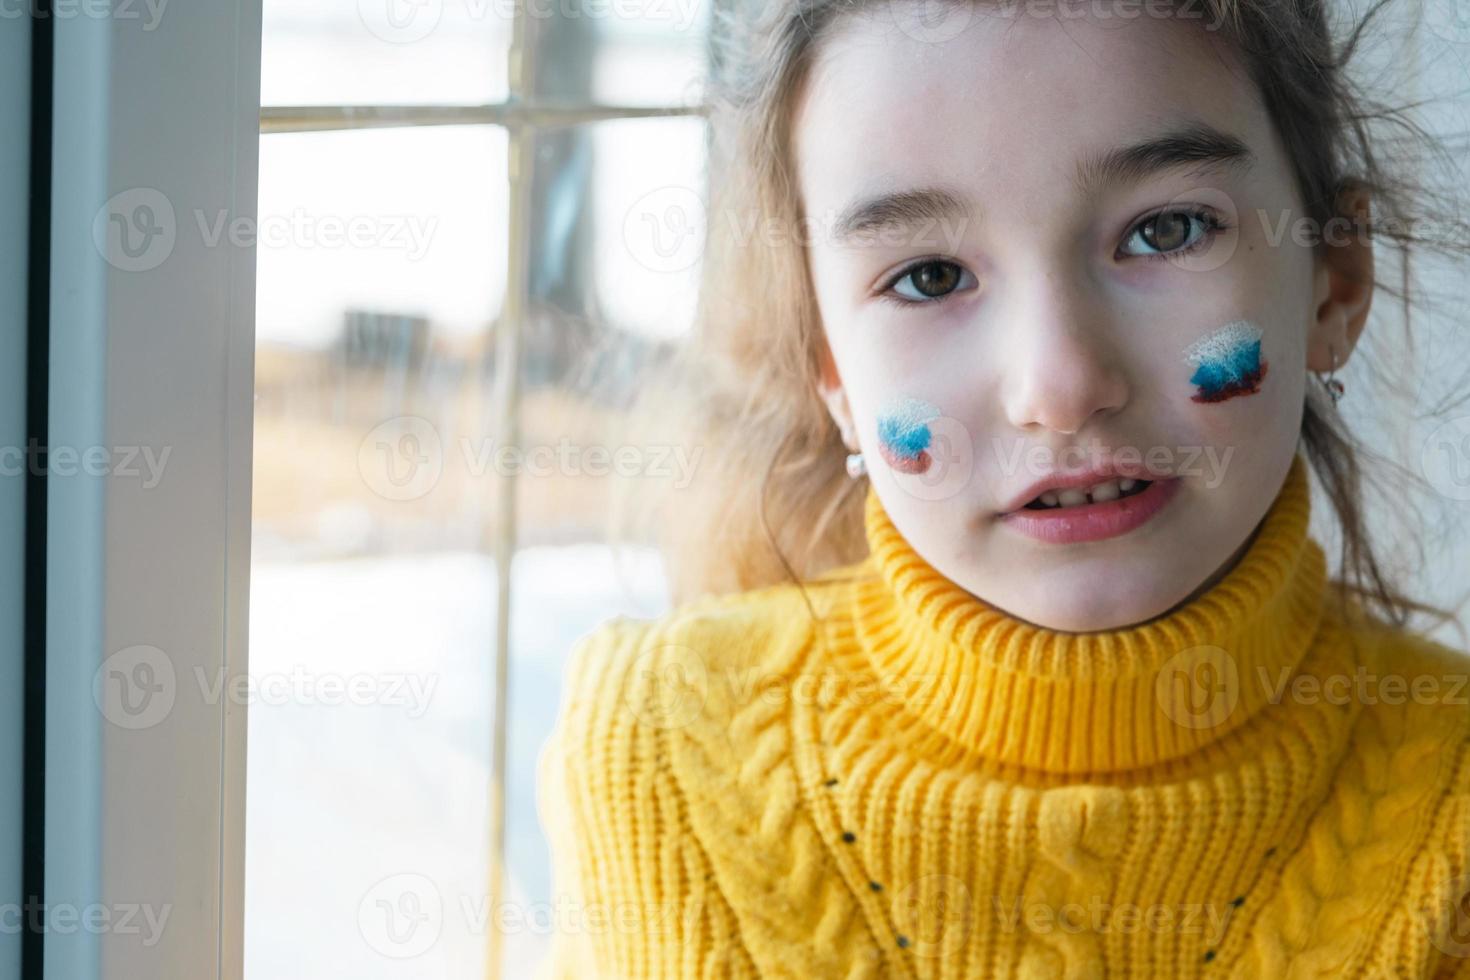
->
xmin=999 ymin=281 xmax=1131 ymax=436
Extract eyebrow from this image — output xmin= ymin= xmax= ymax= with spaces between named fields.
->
xmin=1073 ymin=122 xmax=1255 ymax=199
xmin=830 ymin=186 xmax=973 ymax=247
xmin=828 ymin=122 xmax=1254 ymax=246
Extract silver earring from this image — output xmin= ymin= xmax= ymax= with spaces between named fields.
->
xmin=845 ymin=452 xmax=867 ymax=479
xmin=1319 ymin=345 xmax=1345 ymax=408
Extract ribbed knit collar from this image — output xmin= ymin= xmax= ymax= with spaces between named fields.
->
xmin=852 ymin=452 xmax=1328 ymax=775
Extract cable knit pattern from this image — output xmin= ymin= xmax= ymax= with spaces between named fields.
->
xmin=538 ymin=452 xmax=1470 ymax=978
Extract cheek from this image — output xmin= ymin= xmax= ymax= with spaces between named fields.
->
xmin=874 ymin=396 xmax=942 ymax=475
xmin=1181 ymin=320 xmax=1270 ymax=404
xmin=1174 ymin=318 xmax=1305 ymax=449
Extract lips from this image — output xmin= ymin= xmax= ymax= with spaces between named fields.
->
xmin=1000 ymin=476 xmax=1182 ymax=544
xmin=1000 ymin=462 xmax=1169 ymax=515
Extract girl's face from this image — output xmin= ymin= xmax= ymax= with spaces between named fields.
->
xmin=796 ymin=2 xmax=1367 ymax=631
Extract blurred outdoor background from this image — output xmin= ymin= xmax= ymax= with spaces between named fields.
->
xmin=246 ymin=2 xmax=717 ymax=976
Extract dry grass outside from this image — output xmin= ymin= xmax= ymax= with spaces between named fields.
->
xmin=252 ymin=345 xmax=661 ymax=559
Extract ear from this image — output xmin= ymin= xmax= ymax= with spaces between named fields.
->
xmin=1306 ymin=182 xmax=1374 ymax=373
xmin=816 ymin=338 xmax=859 ymax=452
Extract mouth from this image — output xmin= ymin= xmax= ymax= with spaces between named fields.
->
xmin=1001 ymin=476 xmax=1181 ymax=544
xmin=1021 ymin=477 xmax=1153 ymax=510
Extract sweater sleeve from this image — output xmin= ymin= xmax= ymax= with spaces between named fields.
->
xmin=535 ymin=617 xmax=760 ymax=980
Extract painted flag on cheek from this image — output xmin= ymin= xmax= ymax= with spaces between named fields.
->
xmin=1184 ymin=320 xmax=1269 ymax=403
xmin=876 ymin=397 xmax=941 ymax=474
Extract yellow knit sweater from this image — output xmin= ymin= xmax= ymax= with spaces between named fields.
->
xmin=537 ymin=453 xmax=1470 ymax=978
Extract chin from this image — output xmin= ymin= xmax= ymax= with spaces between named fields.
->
xmin=996 ymin=566 xmax=1192 ymax=633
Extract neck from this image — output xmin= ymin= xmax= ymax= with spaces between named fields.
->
xmin=850 ymin=452 xmax=1326 ymax=775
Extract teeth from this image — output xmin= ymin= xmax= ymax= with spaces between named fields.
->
xmin=1028 ymin=477 xmax=1151 ymax=509
xmin=1056 ymin=488 xmax=1089 ymax=508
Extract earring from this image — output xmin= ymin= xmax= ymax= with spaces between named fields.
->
xmin=845 ymin=452 xmax=867 ymax=479
xmin=1319 ymin=345 xmax=1345 ymax=407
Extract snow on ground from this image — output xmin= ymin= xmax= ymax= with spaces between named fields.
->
xmin=245 ymin=544 xmax=667 ymax=979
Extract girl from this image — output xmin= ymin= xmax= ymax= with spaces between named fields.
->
xmin=539 ymin=0 xmax=1470 ymax=974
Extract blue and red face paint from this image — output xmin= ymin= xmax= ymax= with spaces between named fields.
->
xmin=876 ymin=397 xmax=941 ymax=474
xmin=1183 ymin=320 xmax=1269 ymax=403
xmin=871 ymin=323 xmax=1259 ymax=476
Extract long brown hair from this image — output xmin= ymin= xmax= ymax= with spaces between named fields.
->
xmin=609 ymin=0 xmax=1470 ymax=638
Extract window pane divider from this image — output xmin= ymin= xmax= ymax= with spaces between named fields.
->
xmin=259 ymin=101 xmax=703 ymax=134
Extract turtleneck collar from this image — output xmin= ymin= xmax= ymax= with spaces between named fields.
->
xmin=851 ymin=452 xmax=1328 ymax=775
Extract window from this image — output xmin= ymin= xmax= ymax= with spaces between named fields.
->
xmin=249 ymin=3 xmax=713 ymax=976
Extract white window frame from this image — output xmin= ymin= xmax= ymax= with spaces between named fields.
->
xmin=39 ymin=2 xmax=262 ymax=977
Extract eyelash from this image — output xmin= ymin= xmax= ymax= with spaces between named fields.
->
xmin=877 ymin=257 xmax=978 ymax=309
xmin=1122 ymin=205 xmax=1231 ymax=263
xmin=875 ymin=205 xmax=1232 ymax=308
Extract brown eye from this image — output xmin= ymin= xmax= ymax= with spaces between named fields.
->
xmin=891 ymin=260 xmax=973 ymax=303
xmin=912 ymin=262 xmax=959 ymax=296
xmin=1142 ymin=211 xmax=1192 ymax=252
xmin=1120 ymin=207 xmax=1223 ymax=260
